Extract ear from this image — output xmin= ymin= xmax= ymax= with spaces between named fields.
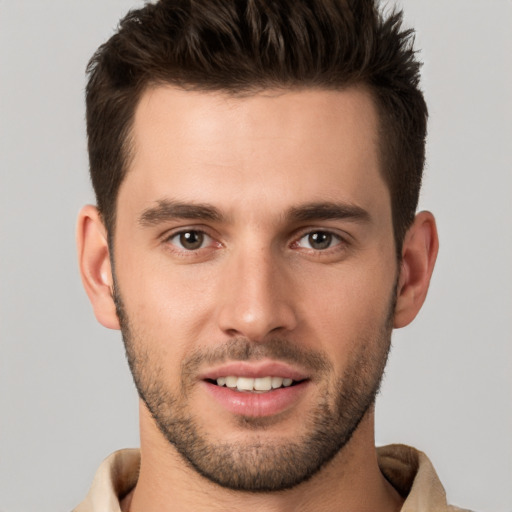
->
xmin=394 ymin=211 xmax=439 ymax=328
xmin=76 ymin=205 xmax=120 ymax=330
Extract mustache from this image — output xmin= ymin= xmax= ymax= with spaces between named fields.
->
xmin=181 ymin=337 xmax=332 ymax=376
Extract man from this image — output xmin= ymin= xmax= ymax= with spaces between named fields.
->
xmin=74 ymin=0 xmax=468 ymax=510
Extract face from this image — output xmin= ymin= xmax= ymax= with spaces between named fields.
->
xmin=112 ymin=86 xmax=398 ymax=491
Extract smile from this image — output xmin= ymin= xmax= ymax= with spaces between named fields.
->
xmin=213 ymin=376 xmax=298 ymax=392
xmin=200 ymin=361 xmax=311 ymax=416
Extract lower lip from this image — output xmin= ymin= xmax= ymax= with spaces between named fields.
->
xmin=203 ymin=381 xmax=310 ymax=417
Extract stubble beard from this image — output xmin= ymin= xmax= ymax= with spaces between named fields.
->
xmin=113 ymin=286 xmax=395 ymax=493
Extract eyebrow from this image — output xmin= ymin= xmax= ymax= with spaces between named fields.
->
xmin=139 ymin=199 xmax=224 ymax=226
xmin=286 ymin=202 xmax=371 ymax=224
xmin=139 ymin=199 xmax=370 ymax=227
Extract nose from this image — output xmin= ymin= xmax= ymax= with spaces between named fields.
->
xmin=216 ymin=246 xmax=298 ymax=341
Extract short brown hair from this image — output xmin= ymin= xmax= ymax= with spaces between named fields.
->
xmin=86 ymin=0 xmax=427 ymax=250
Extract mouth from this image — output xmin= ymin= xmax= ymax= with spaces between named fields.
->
xmin=200 ymin=362 xmax=311 ymax=417
xmin=206 ymin=375 xmax=306 ymax=393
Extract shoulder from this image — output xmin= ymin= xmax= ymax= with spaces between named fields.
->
xmin=73 ymin=449 xmax=140 ymax=512
xmin=377 ymin=444 xmax=474 ymax=512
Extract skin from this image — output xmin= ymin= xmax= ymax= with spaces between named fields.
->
xmin=78 ymin=86 xmax=438 ymax=512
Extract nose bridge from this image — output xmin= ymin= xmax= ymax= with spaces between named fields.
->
xmin=217 ymin=240 xmax=297 ymax=340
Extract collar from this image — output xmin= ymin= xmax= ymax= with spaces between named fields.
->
xmin=74 ymin=444 xmax=467 ymax=511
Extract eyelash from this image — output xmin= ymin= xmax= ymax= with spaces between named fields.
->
xmin=164 ymin=229 xmax=218 ymax=254
xmin=292 ymin=230 xmax=345 ymax=253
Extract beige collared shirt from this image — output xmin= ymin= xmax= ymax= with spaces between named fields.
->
xmin=74 ymin=444 xmax=471 ymax=511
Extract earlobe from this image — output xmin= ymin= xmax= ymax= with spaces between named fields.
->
xmin=394 ymin=211 xmax=439 ymax=328
xmin=76 ymin=205 xmax=120 ymax=330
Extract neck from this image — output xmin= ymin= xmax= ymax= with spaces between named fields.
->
xmin=124 ymin=404 xmax=403 ymax=512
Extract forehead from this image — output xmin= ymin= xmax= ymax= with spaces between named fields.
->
xmin=121 ymin=85 xmax=389 ymax=222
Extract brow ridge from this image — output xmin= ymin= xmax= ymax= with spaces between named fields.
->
xmin=286 ymin=201 xmax=370 ymax=223
xmin=139 ymin=199 xmax=223 ymax=226
xmin=139 ymin=199 xmax=370 ymax=227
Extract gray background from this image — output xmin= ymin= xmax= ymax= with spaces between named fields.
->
xmin=0 ymin=1 xmax=510 ymax=511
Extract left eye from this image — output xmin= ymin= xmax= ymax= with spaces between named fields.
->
xmin=296 ymin=231 xmax=341 ymax=251
xmin=168 ymin=230 xmax=212 ymax=251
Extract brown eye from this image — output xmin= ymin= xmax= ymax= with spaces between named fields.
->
xmin=297 ymin=231 xmax=340 ymax=251
xmin=308 ymin=232 xmax=332 ymax=250
xmin=169 ymin=230 xmax=209 ymax=250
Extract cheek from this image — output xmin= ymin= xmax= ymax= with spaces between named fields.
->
xmin=300 ymin=261 xmax=396 ymax=353
xmin=117 ymin=258 xmax=219 ymax=344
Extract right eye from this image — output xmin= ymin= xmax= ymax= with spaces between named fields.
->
xmin=166 ymin=230 xmax=213 ymax=251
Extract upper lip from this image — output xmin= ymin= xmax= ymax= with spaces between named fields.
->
xmin=199 ymin=360 xmax=309 ymax=381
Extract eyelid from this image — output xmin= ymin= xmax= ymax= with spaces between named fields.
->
xmin=169 ymin=231 xmax=211 ymax=248
xmin=161 ymin=226 xmax=221 ymax=253
xmin=290 ymin=227 xmax=350 ymax=252
xmin=160 ymin=224 xmax=215 ymax=240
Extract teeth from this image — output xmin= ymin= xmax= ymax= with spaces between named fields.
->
xmin=225 ymin=376 xmax=238 ymax=388
xmin=271 ymin=376 xmax=283 ymax=389
xmin=254 ymin=377 xmax=272 ymax=391
xmin=215 ymin=376 xmax=295 ymax=392
xmin=236 ymin=377 xmax=254 ymax=391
